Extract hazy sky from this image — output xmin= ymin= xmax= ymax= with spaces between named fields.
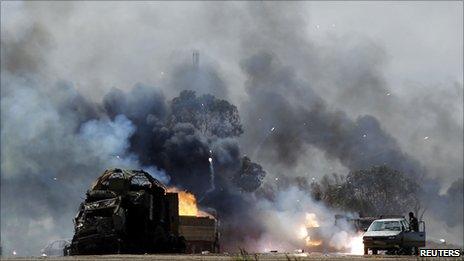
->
xmin=2 ymin=2 xmax=461 ymax=94
xmin=307 ymin=2 xmax=462 ymax=85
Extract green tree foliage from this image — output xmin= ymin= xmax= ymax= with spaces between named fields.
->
xmin=313 ymin=166 xmax=421 ymax=216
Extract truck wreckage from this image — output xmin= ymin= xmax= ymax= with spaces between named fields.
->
xmin=69 ymin=168 xmax=219 ymax=255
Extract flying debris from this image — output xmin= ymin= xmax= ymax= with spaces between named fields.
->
xmin=270 ymin=127 xmax=275 ymax=132
xmin=424 ymin=136 xmax=429 ymax=140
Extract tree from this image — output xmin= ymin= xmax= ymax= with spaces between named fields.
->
xmin=315 ymin=166 xmax=422 ymax=216
xmin=169 ymin=90 xmax=243 ymax=138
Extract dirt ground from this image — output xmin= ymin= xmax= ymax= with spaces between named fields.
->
xmin=2 ymin=253 xmax=462 ymax=261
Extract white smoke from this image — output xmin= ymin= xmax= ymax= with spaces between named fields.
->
xmin=249 ymin=186 xmax=360 ymax=253
xmin=0 ymin=76 xmax=166 ymax=255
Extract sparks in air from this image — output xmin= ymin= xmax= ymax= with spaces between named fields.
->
xmin=208 ymin=157 xmax=213 ymax=163
xmin=270 ymin=127 xmax=275 ymax=132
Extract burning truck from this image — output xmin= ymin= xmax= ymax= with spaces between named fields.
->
xmin=168 ymin=188 xmax=220 ymax=253
xmin=69 ymin=168 xmax=219 ymax=255
xmin=297 ymin=213 xmax=365 ymax=254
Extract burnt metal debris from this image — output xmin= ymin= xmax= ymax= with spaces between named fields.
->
xmin=69 ymin=168 xmax=211 ymax=255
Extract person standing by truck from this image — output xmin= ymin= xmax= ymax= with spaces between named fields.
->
xmin=409 ymin=212 xmax=419 ymax=232
xmin=408 ymin=212 xmax=420 ymax=255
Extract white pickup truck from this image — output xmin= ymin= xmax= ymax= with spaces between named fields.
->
xmin=363 ymin=218 xmax=426 ymax=255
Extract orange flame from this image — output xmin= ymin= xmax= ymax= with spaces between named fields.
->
xmin=167 ymin=187 xmax=198 ymax=216
xmin=298 ymin=213 xmax=322 ymax=247
xmin=167 ymin=187 xmax=212 ymax=217
xmin=305 ymin=213 xmax=319 ymax=228
xmin=306 ymin=239 xmax=322 ymax=246
xmin=177 ymin=190 xmax=199 ymax=216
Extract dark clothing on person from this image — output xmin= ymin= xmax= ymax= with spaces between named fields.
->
xmin=409 ymin=217 xmax=419 ymax=232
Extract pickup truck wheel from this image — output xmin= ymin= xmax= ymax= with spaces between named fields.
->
xmin=364 ymin=247 xmax=368 ymax=255
xmin=401 ymin=247 xmax=413 ymax=255
xmin=116 ymin=240 xmax=122 ymax=254
xmin=372 ymin=249 xmax=378 ymax=255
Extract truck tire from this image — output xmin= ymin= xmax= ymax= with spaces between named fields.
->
xmin=177 ymin=236 xmax=186 ymax=253
xmin=399 ymin=247 xmax=414 ymax=255
xmin=372 ymin=249 xmax=378 ymax=255
xmin=364 ymin=247 xmax=368 ymax=255
xmin=116 ymin=240 xmax=122 ymax=254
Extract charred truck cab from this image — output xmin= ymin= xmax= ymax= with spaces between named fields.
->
xmin=70 ymin=169 xmax=186 ymax=255
xmin=363 ymin=218 xmax=426 ymax=255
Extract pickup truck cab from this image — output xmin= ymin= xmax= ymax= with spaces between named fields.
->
xmin=363 ymin=218 xmax=425 ymax=255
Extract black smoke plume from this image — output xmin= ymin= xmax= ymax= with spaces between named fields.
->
xmin=102 ymin=86 xmax=267 ymax=246
xmin=241 ymin=52 xmax=424 ymax=177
